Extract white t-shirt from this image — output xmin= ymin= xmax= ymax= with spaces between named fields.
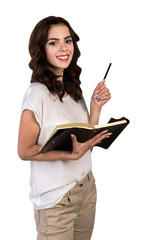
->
xmin=21 ymin=82 xmax=92 ymax=210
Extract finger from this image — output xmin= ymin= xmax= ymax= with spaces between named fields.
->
xmin=94 ymin=94 xmax=111 ymax=103
xmin=88 ymin=130 xmax=108 ymax=145
xmin=91 ymin=132 xmax=112 ymax=147
xmin=95 ymin=84 xmax=106 ymax=93
xmin=71 ymin=134 xmax=80 ymax=154
xmin=93 ymin=85 xmax=108 ymax=98
xmin=97 ymin=92 xmax=111 ymax=101
xmin=71 ymin=134 xmax=77 ymax=144
xmin=95 ymin=89 xmax=110 ymax=98
xmin=95 ymin=80 xmax=105 ymax=91
xmin=99 ymin=86 xmax=109 ymax=94
xmin=94 ymin=87 xmax=111 ymax=99
xmin=92 ymin=88 xmax=105 ymax=100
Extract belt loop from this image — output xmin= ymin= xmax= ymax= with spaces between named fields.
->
xmin=67 ymin=190 xmax=71 ymax=202
xmin=88 ymin=173 xmax=91 ymax=181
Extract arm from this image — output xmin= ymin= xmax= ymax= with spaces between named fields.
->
xmin=18 ymin=109 xmax=111 ymax=161
xmin=18 ymin=110 xmax=70 ymax=161
xmin=89 ymin=80 xmax=111 ymax=125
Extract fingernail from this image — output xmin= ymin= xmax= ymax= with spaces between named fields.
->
xmin=104 ymin=130 xmax=108 ymax=133
xmin=105 ymin=132 xmax=112 ymax=138
xmin=93 ymin=94 xmax=99 ymax=99
xmin=94 ymin=94 xmax=99 ymax=98
xmin=93 ymin=96 xmax=100 ymax=101
xmin=71 ymin=134 xmax=74 ymax=138
xmin=108 ymin=132 xmax=113 ymax=135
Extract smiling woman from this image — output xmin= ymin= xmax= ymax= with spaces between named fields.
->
xmin=45 ymin=24 xmax=74 ymax=77
xmin=18 ymin=16 xmax=111 ymax=240
xmin=29 ymin=16 xmax=82 ymax=102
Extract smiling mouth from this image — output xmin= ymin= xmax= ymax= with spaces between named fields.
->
xmin=56 ymin=55 xmax=69 ymax=61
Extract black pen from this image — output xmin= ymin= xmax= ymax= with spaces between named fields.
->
xmin=103 ymin=63 xmax=112 ymax=80
xmin=93 ymin=63 xmax=112 ymax=101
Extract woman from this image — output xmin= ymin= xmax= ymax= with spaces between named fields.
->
xmin=18 ymin=16 xmax=111 ymax=240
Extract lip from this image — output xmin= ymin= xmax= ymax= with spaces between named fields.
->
xmin=56 ymin=54 xmax=69 ymax=62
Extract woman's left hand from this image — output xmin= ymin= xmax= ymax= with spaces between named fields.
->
xmin=91 ymin=80 xmax=111 ymax=109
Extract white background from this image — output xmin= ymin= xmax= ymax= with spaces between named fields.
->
xmin=0 ymin=0 xmax=150 ymax=239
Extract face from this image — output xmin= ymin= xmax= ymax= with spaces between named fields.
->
xmin=45 ymin=24 xmax=74 ymax=75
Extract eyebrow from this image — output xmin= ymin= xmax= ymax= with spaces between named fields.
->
xmin=47 ymin=35 xmax=72 ymax=42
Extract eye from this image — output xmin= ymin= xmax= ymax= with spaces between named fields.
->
xmin=65 ymin=39 xmax=72 ymax=44
xmin=49 ymin=42 xmax=57 ymax=46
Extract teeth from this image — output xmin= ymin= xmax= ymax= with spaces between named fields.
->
xmin=57 ymin=56 xmax=68 ymax=59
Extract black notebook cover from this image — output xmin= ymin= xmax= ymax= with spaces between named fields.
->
xmin=38 ymin=117 xmax=130 ymax=154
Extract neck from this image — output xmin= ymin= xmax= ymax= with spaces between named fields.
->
xmin=56 ymin=75 xmax=63 ymax=81
xmin=49 ymin=66 xmax=64 ymax=81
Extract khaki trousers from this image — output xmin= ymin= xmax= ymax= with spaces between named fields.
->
xmin=34 ymin=171 xmax=97 ymax=240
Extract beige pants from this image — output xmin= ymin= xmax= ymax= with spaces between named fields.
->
xmin=34 ymin=171 xmax=97 ymax=240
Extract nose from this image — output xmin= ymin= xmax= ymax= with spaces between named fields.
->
xmin=59 ymin=42 xmax=67 ymax=51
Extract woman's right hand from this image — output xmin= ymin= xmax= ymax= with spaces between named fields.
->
xmin=68 ymin=130 xmax=112 ymax=160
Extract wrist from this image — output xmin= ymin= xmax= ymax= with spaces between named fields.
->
xmin=89 ymin=106 xmax=102 ymax=125
xmin=90 ymin=104 xmax=102 ymax=118
xmin=90 ymin=101 xmax=102 ymax=112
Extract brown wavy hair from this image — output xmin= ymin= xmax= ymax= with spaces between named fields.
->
xmin=29 ymin=16 xmax=82 ymax=102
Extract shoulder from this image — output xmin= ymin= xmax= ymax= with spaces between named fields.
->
xmin=23 ymin=82 xmax=50 ymax=101
xmin=27 ymin=82 xmax=49 ymax=95
xmin=22 ymin=83 xmax=49 ymax=106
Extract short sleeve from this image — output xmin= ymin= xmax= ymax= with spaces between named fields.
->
xmin=21 ymin=83 xmax=44 ymax=128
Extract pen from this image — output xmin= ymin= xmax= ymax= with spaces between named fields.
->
xmin=103 ymin=63 xmax=112 ymax=80
xmin=93 ymin=63 xmax=112 ymax=102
